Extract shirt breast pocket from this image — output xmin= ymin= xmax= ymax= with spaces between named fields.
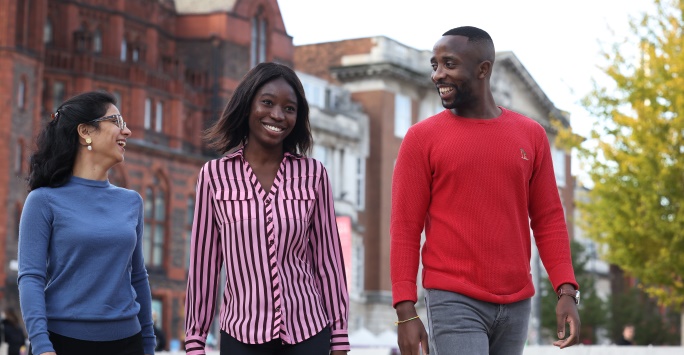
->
xmin=281 ymin=187 xmax=316 ymax=221
xmin=214 ymin=188 xmax=255 ymax=224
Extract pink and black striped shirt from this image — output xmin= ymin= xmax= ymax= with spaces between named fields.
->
xmin=185 ymin=148 xmax=350 ymax=354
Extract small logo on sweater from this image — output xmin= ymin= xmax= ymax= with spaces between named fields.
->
xmin=520 ymin=148 xmax=529 ymax=160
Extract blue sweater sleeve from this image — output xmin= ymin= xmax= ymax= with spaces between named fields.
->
xmin=18 ymin=190 xmax=56 ymax=354
xmin=131 ymin=193 xmax=156 ymax=354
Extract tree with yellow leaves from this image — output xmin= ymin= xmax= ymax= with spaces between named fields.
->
xmin=572 ymin=0 xmax=684 ymax=312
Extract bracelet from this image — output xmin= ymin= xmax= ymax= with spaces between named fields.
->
xmin=394 ymin=315 xmax=420 ymax=326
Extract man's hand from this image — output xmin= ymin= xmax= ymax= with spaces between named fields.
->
xmin=395 ymin=301 xmax=429 ymax=354
xmin=553 ymin=289 xmax=581 ymax=348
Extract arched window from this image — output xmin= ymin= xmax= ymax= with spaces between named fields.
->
xmin=186 ymin=195 xmax=195 ymax=268
xmin=144 ymin=175 xmax=167 ymax=267
xmin=93 ymin=29 xmax=102 ymax=53
xmin=17 ymin=77 xmax=26 ymax=110
xmin=250 ymin=6 xmax=268 ymax=67
xmin=43 ymin=18 xmax=52 ymax=44
xmin=120 ymin=38 xmax=127 ymax=62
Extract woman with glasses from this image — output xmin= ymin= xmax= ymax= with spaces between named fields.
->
xmin=185 ymin=62 xmax=350 ymax=355
xmin=18 ymin=91 xmax=156 ymax=355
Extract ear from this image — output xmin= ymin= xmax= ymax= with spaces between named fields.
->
xmin=478 ymin=60 xmax=492 ymax=79
xmin=77 ymin=123 xmax=91 ymax=139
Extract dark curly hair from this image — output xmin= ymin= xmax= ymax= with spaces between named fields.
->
xmin=28 ymin=90 xmax=116 ymax=191
xmin=205 ymin=62 xmax=312 ymax=155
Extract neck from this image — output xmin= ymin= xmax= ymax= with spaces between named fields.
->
xmin=450 ymin=87 xmax=500 ymax=119
xmin=72 ymin=150 xmax=111 ymax=181
xmin=243 ymin=144 xmax=284 ymax=166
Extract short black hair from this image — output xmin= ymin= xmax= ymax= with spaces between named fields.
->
xmin=442 ymin=26 xmax=495 ymax=62
xmin=443 ymin=26 xmax=493 ymax=43
xmin=205 ymin=62 xmax=311 ymax=155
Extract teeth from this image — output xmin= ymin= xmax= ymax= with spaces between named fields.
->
xmin=439 ymin=87 xmax=453 ymax=95
xmin=117 ymin=140 xmax=126 ymax=147
xmin=263 ymin=124 xmax=284 ymax=132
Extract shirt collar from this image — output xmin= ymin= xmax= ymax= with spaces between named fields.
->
xmin=221 ymin=146 xmax=305 ymax=161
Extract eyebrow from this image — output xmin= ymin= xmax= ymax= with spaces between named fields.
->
xmin=259 ymin=92 xmax=297 ymax=105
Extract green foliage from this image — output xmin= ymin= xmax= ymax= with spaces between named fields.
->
xmin=567 ymin=0 xmax=684 ymax=310
xmin=610 ymin=287 xmax=681 ymax=345
xmin=540 ymin=240 xmax=609 ymax=344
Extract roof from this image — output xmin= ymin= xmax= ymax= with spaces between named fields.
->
xmin=173 ymin=0 xmax=238 ymax=14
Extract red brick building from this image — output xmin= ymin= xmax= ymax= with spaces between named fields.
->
xmin=0 ymin=0 xmax=293 ymax=344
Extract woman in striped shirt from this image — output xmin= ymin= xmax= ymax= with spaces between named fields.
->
xmin=185 ymin=62 xmax=350 ymax=355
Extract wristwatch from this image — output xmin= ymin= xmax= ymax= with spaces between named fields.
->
xmin=557 ymin=288 xmax=580 ymax=305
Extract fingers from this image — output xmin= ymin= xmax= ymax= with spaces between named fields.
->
xmin=421 ymin=327 xmax=430 ymax=354
xmin=553 ymin=314 xmax=580 ymax=349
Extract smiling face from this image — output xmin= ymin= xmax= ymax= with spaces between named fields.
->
xmin=246 ymin=77 xmax=298 ymax=152
xmin=431 ymin=35 xmax=484 ymax=111
xmin=86 ymin=104 xmax=131 ymax=167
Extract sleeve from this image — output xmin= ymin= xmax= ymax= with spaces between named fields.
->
xmin=390 ymin=127 xmax=432 ymax=307
xmin=185 ymin=164 xmax=223 ymax=355
xmin=528 ymin=129 xmax=579 ymax=291
xmin=17 ymin=190 xmax=55 ymax=355
xmin=131 ymin=193 xmax=157 ymax=354
xmin=309 ymin=165 xmax=350 ymax=351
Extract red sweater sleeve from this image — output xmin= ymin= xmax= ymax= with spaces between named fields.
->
xmin=390 ymin=128 xmax=432 ymax=307
xmin=529 ymin=129 xmax=579 ymax=291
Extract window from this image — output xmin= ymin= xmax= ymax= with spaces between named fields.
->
xmin=112 ymin=91 xmax=122 ymax=109
xmin=17 ymin=78 xmax=26 ymax=110
xmin=132 ymin=48 xmax=139 ymax=63
xmin=43 ymin=18 xmax=52 ymax=44
xmin=250 ymin=7 xmax=267 ymax=67
xmin=120 ymin=38 xmax=127 ymax=62
xmin=155 ymin=101 xmax=163 ymax=132
xmin=394 ymin=94 xmax=412 ymax=138
xmin=14 ymin=139 xmax=23 ymax=174
xmin=356 ymin=157 xmax=365 ymax=209
xmin=144 ymin=98 xmax=151 ymax=129
xmin=52 ymin=81 xmax=65 ymax=112
xmin=15 ymin=202 xmax=22 ymax=240
xmin=93 ymin=29 xmax=102 ymax=53
xmin=144 ymin=176 xmax=167 ymax=267
xmin=186 ymin=196 xmax=195 ymax=268
xmin=552 ymin=146 xmax=566 ymax=187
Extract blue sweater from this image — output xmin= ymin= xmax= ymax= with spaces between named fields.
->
xmin=18 ymin=176 xmax=156 ymax=354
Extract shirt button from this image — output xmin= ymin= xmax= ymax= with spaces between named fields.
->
xmin=265 ymin=198 xmax=271 ymax=205
xmin=275 ymin=306 xmax=281 ymax=312
xmin=267 ymin=217 xmax=273 ymax=223
xmin=269 ymin=240 xmax=274 ymax=246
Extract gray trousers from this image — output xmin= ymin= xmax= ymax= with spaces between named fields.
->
xmin=425 ymin=289 xmax=531 ymax=355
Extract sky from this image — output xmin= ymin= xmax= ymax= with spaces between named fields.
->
xmin=277 ymin=0 xmax=655 ymax=176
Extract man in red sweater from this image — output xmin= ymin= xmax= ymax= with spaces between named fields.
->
xmin=390 ymin=26 xmax=581 ymax=355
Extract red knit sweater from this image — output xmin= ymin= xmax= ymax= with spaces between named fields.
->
xmin=390 ymin=107 xmax=578 ymax=306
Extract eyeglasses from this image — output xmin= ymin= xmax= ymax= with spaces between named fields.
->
xmin=90 ymin=114 xmax=127 ymax=131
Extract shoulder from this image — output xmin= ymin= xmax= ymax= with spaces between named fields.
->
xmin=501 ymin=107 xmax=546 ymax=133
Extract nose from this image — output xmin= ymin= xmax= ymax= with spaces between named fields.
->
xmin=122 ymin=124 xmax=132 ymax=137
xmin=270 ymin=106 xmax=285 ymax=120
xmin=431 ymin=65 xmax=444 ymax=83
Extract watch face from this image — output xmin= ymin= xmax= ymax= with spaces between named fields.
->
xmin=575 ymin=290 xmax=581 ymax=304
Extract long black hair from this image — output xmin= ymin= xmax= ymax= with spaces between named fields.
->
xmin=28 ymin=90 xmax=116 ymax=191
xmin=205 ymin=62 xmax=312 ymax=155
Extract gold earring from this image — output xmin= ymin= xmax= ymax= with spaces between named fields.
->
xmin=85 ymin=137 xmax=92 ymax=151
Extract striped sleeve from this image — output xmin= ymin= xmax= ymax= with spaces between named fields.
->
xmin=309 ymin=165 xmax=350 ymax=351
xmin=185 ymin=163 xmax=223 ymax=355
